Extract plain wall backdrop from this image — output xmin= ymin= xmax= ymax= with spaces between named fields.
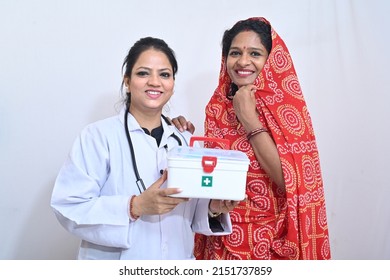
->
xmin=1 ymin=0 xmax=389 ymax=259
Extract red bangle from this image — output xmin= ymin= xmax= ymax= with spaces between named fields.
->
xmin=129 ymin=195 xmax=139 ymax=220
xmin=246 ymin=127 xmax=268 ymax=141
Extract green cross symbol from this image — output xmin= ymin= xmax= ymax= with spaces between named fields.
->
xmin=201 ymin=176 xmax=213 ymax=187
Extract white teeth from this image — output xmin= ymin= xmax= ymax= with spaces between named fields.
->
xmin=147 ymin=91 xmax=161 ymax=95
xmin=238 ymin=71 xmax=252 ymax=75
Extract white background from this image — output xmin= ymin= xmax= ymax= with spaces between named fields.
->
xmin=1 ymin=0 xmax=389 ymax=260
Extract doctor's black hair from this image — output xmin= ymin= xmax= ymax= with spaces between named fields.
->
xmin=121 ymin=37 xmax=178 ymax=108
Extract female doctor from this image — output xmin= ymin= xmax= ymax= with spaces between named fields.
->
xmin=50 ymin=37 xmax=237 ymax=260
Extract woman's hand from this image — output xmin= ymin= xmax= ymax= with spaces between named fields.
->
xmin=170 ymin=115 xmax=195 ymax=134
xmin=131 ymin=170 xmax=188 ymax=217
xmin=233 ymin=85 xmax=286 ymax=189
xmin=232 ymin=84 xmax=261 ymax=131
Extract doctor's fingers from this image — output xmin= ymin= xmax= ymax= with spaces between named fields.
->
xmin=148 ymin=171 xmax=168 ymax=190
xmin=219 ymin=200 xmax=239 ymax=213
xmin=138 ymin=195 xmax=186 ymax=215
xmin=157 ymin=189 xmax=188 ymax=203
xmin=160 ymin=186 xmax=184 ymax=197
xmin=226 ymin=200 xmax=240 ymax=210
xmin=151 ymin=196 xmax=188 ymax=214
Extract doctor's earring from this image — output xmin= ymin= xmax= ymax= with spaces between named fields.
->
xmin=163 ymin=101 xmax=171 ymax=115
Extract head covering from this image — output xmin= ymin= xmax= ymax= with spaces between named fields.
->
xmin=195 ymin=17 xmax=331 ymax=259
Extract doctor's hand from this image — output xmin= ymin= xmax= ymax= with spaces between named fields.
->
xmin=209 ymin=199 xmax=241 ymax=215
xmin=170 ymin=115 xmax=195 ymax=134
xmin=131 ymin=170 xmax=188 ymax=217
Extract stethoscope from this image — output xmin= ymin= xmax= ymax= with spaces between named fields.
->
xmin=124 ymin=107 xmax=183 ymax=193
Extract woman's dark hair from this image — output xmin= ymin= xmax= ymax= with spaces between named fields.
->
xmin=121 ymin=37 xmax=178 ymax=107
xmin=222 ymin=19 xmax=272 ymax=99
xmin=222 ymin=18 xmax=272 ymax=58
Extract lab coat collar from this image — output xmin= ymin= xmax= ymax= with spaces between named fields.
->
xmin=160 ymin=116 xmax=179 ymax=148
xmin=119 ymin=107 xmax=142 ymax=132
xmin=119 ymin=106 xmax=180 ymax=148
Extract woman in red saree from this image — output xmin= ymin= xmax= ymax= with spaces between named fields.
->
xmin=187 ymin=17 xmax=331 ymax=260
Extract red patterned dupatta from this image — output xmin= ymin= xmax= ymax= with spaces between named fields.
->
xmin=194 ymin=17 xmax=331 ymax=260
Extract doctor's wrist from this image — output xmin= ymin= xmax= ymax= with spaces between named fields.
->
xmin=208 ymin=200 xmax=221 ymax=218
xmin=129 ymin=195 xmax=140 ymax=221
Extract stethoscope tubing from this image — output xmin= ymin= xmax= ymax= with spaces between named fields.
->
xmin=124 ymin=108 xmax=182 ymax=193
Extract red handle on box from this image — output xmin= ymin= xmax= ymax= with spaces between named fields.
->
xmin=202 ymin=156 xmax=217 ymax=173
xmin=189 ymin=136 xmax=230 ymax=150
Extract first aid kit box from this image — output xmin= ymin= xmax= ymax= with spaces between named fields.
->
xmin=167 ymin=137 xmax=249 ymax=200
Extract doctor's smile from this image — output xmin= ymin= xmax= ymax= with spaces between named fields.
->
xmin=124 ymin=49 xmax=175 ymax=113
xmin=145 ymin=90 xmax=164 ymax=98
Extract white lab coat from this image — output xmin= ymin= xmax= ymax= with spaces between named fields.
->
xmin=51 ymin=108 xmax=232 ymax=260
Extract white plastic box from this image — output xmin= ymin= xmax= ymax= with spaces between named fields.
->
xmin=167 ymin=137 xmax=249 ymax=200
